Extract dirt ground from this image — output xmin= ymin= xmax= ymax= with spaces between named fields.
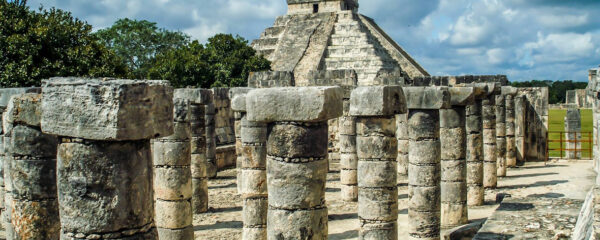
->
xmin=0 ymin=160 xmax=594 ymax=239
xmin=195 ymin=159 xmax=596 ymax=239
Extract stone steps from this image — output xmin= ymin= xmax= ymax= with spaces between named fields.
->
xmin=325 ymin=45 xmax=388 ymax=58
xmin=251 ymin=37 xmax=279 ymax=50
xmin=333 ymin=22 xmax=366 ymax=33
xmin=329 ymin=34 xmax=375 ymax=46
xmin=260 ymin=26 xmax=285 ymax=38
xmin=324 ymin=57 xmax=397 ymax=69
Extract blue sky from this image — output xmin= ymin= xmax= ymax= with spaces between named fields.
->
xmin=27 ymin=0 xmax=600 ymax=82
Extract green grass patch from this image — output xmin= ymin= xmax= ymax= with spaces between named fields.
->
xmin=548 ymin=109 xmax=593 ymax=158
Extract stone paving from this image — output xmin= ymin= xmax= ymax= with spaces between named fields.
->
xmin=143 ymin=160 xmax=596 ymax=240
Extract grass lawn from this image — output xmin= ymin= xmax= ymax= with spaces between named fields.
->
xmin=548 ymin=109 xmax=594 ymax=158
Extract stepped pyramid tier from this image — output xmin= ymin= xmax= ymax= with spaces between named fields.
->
xmin=252 ymin=0 xmax=429 ymax=86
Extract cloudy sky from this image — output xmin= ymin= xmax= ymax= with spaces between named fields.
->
xmin=27 ymin=0 xmax=600 ymax=82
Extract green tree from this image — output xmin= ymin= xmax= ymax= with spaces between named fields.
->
xmin=148 ymin=41 xmax=212 ymax=88
xmin=148 ymin=34 xmax=271 ymax=88
xmin=204 ymin=34 xmax=271 ymax=87
xmin=94 ymin=18 xmax=190 ymax=79
xmin=0 ymin=0 xmax=127 ymax=87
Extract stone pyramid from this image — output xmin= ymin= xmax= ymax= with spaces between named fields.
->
xmin=251 ymin=0 xmax=430 ymax=86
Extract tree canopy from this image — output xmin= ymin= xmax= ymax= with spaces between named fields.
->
xmin=93 ymin=18 xmax=189 ymax=79
xmin=1 ymin=1 xmax=271 ymax=88
xmin=148 ymin=34 xmax=271 ymax=88
xmin=0 ymin=0 xmax=127 ymax=87
xmin=511 ymin=80 xmax=588 ymax=104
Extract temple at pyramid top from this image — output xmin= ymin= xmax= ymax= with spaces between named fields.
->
xmin=252 ymin=0 xmax=430 ymax=86
xmin=287 ymin=0 xmax=359 ymax=14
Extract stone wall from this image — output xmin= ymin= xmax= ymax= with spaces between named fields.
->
xmin=516 ymin=87 xmax=549 ymax=162
xmin=566 ymin=89 xmax=593 ymax=109
xmin=212 ymin=88 xmax=236 ymax=169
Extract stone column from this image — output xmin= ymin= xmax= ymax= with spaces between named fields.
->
xmin=495 ymin=95 xmax=507 ymax=177
xmin=482 ymin=93 xmax=498 ymax=188
xmin=231 ymin=88 xmax=269 ymax=240
xmin=246 ymin=87 xmax=343 ymax=240
xmin=441 ymin=87 xmax=474 ymax=228
xmin=505 ymin=94 xmax=517 ymax=167
xmin=565 ymin=108 xmax=582 ymax=159
xmin=41 ymin=78 xmax=173 ymax=240
xmin=0 ymin=87 xmax=40 ymax=231
xmin=405 ymin=87 xmax=451 ymax=240
xmin=231 ymin=88 xmax=252 ymax=194
xmin=397 ymin=113 xmax=409 ymax=179
xmin=350 ymin=86 xmax=406 ymax=239
xmin=152 ymin=94 xmax=193 ymax=239
xmin=340 ymin=101 xmax=358 ymax=201
xmin=4 ymin=94 xmax=59 ymax=239
xmin=514 ymin=95 xmax=526 ymax=164
xmin=466 ymin=96 xmax=484 ymax=206
xmin=206 ymin=101 xmax=218 ymax=178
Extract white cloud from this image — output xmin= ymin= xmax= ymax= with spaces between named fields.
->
xmin=524 ymin=32 xmax=596 ymax=63
xmin=487 ymin=48 xmax=509 ymax=65
xmin=537 ymin=13 xmax=589 ymax=29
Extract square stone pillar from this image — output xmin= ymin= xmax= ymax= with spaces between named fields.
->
xmin=404 ymin=87 xmax=451 ymax=240
xmin=350 ymin=86 xmax=407 ymax=239
xmin=41 ymin=78 xmax=174 ymax=240
xmin=565 ymin=108 xmax=582 ymax=159
xmin=514 ymin=95 xmax=526 ymax=164
xmin=4 ymin=93 xmax=59 ymax=239
xmin=440 ymin=87 xmax=475 ymax=228
xmin=246 ymin=86 xmax=343 ymax=240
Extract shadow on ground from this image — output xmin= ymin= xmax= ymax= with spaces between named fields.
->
xmin=498 ymin=180 xmax=568 ymax=190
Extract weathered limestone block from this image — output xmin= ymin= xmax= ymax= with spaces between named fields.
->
xmin=0 ymin=87 xmax=40 ymax=228
xmin=153 ymin=97 xmax=193 ymax=240
xmin=246 ymin=87 xmax=343 ymax=240
xmin=482 ymin=96 xmax=497 ymax=189
xmin=440 ymin=87 xmax=473 ymax=229
xmin=41 ymin=77 xmax=173 ymax=140
xmin=5 ymin=94 xmax=59 ymax=240
xmin=246 ymin=87 xmax=343 ymax=122
xmin=465 ymin=84 xmax=487 ymax=206
xmin=404 ymin=86 xmax=450 ymax=240
xmin=57 ymin=140 xmax=157 ymax=239
xmin=351 ymin=86 xmax=406 ymax=240
xmin=41 ymin=78 xmax=172 ymax=240
xmin=495 ymin=95 xmax=506 ymax=177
